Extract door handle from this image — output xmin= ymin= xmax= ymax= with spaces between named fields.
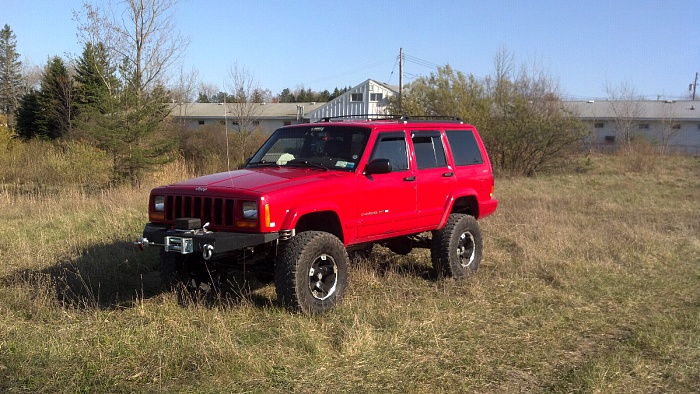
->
xmin=442 ymin=172 xmax=454 ymax=177
xmin=403 ymin=176 xmax=416 ymax=182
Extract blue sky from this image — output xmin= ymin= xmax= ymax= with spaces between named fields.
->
xmin=3 ymin=0 xmax=698 ymax=100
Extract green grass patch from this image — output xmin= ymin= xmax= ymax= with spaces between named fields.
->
xmin=0 ymin=153 xmax=698 ymax=393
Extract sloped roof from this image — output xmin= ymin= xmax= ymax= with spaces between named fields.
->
xmin=370 ymin=79 xmax=400 ymax=94
xmin=169 ymin=102 xmax=327 ymax=119
xmin=565 ymin=100 xmax=700 ymax=121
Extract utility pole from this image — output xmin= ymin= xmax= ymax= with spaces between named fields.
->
xmin=399 ymin=47 xmax=403 ymax=114
xmin=692 ymin=72 xmax=698 ymax=101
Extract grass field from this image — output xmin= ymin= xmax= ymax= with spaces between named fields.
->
xmin=0 ymin=153 xmax=698 ymax=393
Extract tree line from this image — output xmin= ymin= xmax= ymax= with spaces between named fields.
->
xmin=0 ymin=1 xmax=351 ymax=186
xmin=1 ymin=1 xmax=589 ymax=184
xmin=391 ymin=50 xmax=587 ymax=176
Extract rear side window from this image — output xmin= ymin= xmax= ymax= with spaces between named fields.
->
xmin=445 ymin=130 xmax=484 ymax=165
xmin=370 ymin=132 xmax=409 ymax=171
xmin=412 ymin=132 xmax=447 ymax=169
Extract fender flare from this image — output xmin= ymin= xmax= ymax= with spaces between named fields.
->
xmin=437 ymin=188 xmax=480 ymax=229
xmin=280 ymin=202 xmax=346 ymax=241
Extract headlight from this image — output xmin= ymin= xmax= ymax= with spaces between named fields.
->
xmin=154 ymin=196 xmax=165 ymax=212
xmin=242 ymin=201 xmax=258 ymax=220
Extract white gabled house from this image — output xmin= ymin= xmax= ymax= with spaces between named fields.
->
xmin=306 ymin=79 xmax=399 ymax=122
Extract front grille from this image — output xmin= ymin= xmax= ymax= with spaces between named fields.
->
xmin=165 ymin=195 xmax=236 ymax=227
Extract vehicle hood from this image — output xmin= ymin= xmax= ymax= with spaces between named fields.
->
xmin=162 ymin=167 xmax=351 ymax=195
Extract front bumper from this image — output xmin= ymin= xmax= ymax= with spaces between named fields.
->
xmin=139 ymin=223 xmax=280 ymax=258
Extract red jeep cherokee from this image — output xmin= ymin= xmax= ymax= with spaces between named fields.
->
xmin=138 ymin=117 xmax=498 ymax=313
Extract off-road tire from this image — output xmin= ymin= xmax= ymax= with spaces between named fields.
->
xmin=275 ymin=231 xmax=349 ymax=314
xmin=431 ymin=214 xmax=483 ymax=279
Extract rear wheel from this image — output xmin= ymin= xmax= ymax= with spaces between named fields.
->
xmin=431 ymin=214 xmax=483 ymax=278
xmin=275 ymin=231 xmax=349 ymax=314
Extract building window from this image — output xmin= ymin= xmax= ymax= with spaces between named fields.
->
xmin=350 ymin=93 xmax=363 ymax=102
xmin=283 ymin=121 xmax=292 ymax=126
xmin=639 ymin=123 xmax=650 ymax=129
xmin=198 ymin=120 xmax=205 ymax=125
xmin=671 ymin=123 xmax=681 ymax=130
xmin=594 ymin=122 xmax=604 ymax=128
xmin=370 ymin=93 xmax=383 ymax=102
xmin=604 ymin=135 xmax=615 ymax=143
xmin=219 ymin=120 xmax=225 ymax=125
xmin=253 ymin=120 xmax=260 ymax=126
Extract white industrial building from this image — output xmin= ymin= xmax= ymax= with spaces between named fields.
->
xmin=169 ymin=101 xmax=326 ymax=132
xmin=567 ymin=100 xmax=700 ymax=154
xmin=169 ymin=80 xmax=700 ymax=154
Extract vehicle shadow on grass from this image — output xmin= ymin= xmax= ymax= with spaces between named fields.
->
xmin=2 ymin=241 xmax=274 ymax=311
xmin=355 ymin=248 xmax=439 ymax=281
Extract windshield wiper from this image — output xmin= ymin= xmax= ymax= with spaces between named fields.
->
xmin=246 ymin=160 xmax=280 ymax=168
xmin=286 ymin=159 xmax=329 ymax=171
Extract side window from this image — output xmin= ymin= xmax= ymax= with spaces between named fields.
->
xmin=445 ymin=130 xmax=484 ymax=165
xmin=370 ymin=133 xmax=409 ymax=171
xmin=412 ymin=132 xmax=447 ymax=170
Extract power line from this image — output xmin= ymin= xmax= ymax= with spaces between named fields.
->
xmin=387 ymin=54 xmax=400 ymax=85
xmin=403 ymin=53 xmax=441 ymax=71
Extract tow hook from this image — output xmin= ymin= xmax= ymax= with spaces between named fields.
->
xmin=203 ymin=244 xmax=214 ymax=260
xmin=134 ymin=237 xmax=149 ymax=251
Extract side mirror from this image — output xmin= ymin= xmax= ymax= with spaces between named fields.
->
xmin=365 ymin=158 xmax=392 ymax=175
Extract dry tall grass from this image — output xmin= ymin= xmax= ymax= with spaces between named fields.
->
xmin=0 ymin=153 xmax=698 ymax=393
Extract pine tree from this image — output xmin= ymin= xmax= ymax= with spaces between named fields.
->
xmin=15 ymin=89 xmax=42 ymax=139
xmin=38 ymin=56 xmax=74 ymax=139
xmin=0 ymin=24 xmax=23 ymax=130
xmin=74 ymin=42 xmax=118 ymax=115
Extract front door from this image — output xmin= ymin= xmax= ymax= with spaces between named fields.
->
xmin=357 ymin=131 xmax=417 ymax=240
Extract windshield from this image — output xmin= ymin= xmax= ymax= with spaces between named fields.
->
xmin=247 ymin=125 xmax=371 ymax=171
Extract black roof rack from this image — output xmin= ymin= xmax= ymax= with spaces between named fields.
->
xmin=398 ymin=116 xmax=463 ymax=123
xmin=318 ymin=114 xmax=403 ymax=122
xmin=317 ymin=114 xmax=464 ymax=123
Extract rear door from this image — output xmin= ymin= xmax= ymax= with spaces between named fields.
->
xmin=445 ymin=128 xmax=493 ymax=208
xmin=410 ymin=130 xmax=456 ymax=228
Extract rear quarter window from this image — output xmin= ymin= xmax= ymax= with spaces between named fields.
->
xmin=445 ymin=130 xmax=484 ymax=166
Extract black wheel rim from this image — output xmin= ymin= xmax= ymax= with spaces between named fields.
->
xmin=308 ymin=253 xmax=338 ymax=300
xmin=457 ymin=231 xmax=476 ymax=269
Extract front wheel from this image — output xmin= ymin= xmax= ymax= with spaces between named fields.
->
xmin=431 ymin=214 xmax=483 ymax=279
xmin=275 ymin=231 xmax=349 ymax=314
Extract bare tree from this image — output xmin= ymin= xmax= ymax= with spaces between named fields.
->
xmin=76 ymin=0 xmax=188 ymax=98
xmin=658 ymin=102 xmax=682 ymax=154
xmin=226 ymin=63 xmax=263 ymax=163
xmin=170 ymin=65 xmax=199 ymax=128
xmin=74 ymin=0 xmax=189 ymax=186
xmin=20 ymin=62 xmax=42 ymax=91
xmin=197 ymin=82 xmax=219 ymax=102
xmin=605 ymin=81 xmax=643 ymax=149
